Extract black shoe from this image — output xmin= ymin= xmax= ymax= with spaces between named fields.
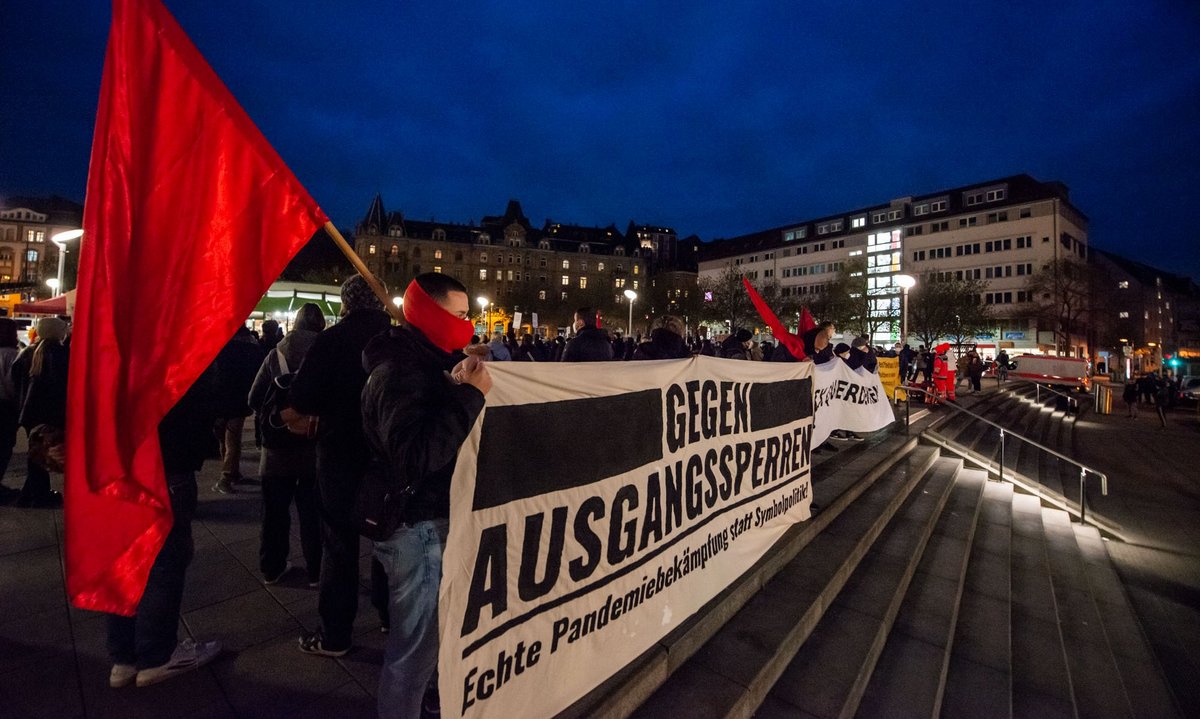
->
xmin=298 ymin=630 xmax=349 ymax=657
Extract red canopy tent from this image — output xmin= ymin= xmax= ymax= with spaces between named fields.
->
xmin=15 ymin=290 xmax=75 ymax=315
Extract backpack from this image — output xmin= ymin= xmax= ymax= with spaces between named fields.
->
xmin=258 ymin=349 xmax=310 ymax=449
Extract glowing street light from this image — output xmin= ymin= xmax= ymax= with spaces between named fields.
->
xmin=392 ymin=296 xmax=403 ymax=307
xmin=477 ymin=296 xmax=490 ymax=334
xmin=50 ymin=228 xmax=83 ymax=294
xmin=624 ymin=289 xmax=638 ymax=336
xmin=895 ymin=274 xmax=916 ymax=346
xmin=45 ymin=278 xmax=61 ymax=293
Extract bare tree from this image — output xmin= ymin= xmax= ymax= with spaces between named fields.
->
xmin=908 ymin=275 xmax=992 ymax=348
xmin=817 ymin=257 xmax=898 ymax=340
xmin=1023 ymin=258 xmax=1095 ymax=355
xmin=699 ymin=265 xmax=755 ymax=331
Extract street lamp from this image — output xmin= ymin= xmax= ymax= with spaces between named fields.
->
xmin=45 ymin=278 xmax=60 ymax=294
xmin=392 ymin=296 xmax=403 ymax=308
xmin=477 ymin=296 xmax=489 ymax=334
xmin=895 ymin=274 xmax=916 ymax=346
xmin=50 ymin=229 xmax=83 ymax=294
xmin=624 ymin=289 xmax=638 ymax=336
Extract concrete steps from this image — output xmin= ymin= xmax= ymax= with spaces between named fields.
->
xmin=576 ymin=387 xmax=1177 ymax=719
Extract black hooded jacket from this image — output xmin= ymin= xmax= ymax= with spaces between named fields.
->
xmin=289 ymin=308 xmax=392 ymax=468
xmin=360 ymin=325 xmax=486 ymax=523
xmin=633 ymin=328 xmax=691 ymax=361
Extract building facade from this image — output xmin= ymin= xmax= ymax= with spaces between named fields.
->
xmin=698 ymin=174 xmax=1090 ymax=355
xmin=353 ymin=195 xmax=651 ymax=334
xmin=1091 ymin=248 xmax=1200 ymax=377
xmin=0 ymin=196 xmax=82 ymax=305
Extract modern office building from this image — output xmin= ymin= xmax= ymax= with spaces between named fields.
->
xmin=698 ymin=174 xmax=1090 ymax=355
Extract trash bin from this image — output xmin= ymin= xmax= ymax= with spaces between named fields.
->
xmin=1094 ymin=384 xmax=1113 ymax=415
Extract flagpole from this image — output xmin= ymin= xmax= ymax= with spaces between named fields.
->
xmin=323 ymin=221 xmax=403 ymax=322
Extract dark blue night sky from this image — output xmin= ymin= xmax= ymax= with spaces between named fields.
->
xmin=3 ymin=1 xmax=1199 ymax=278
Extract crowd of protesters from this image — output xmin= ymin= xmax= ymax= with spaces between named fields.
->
xmin=9 ymin=269 xmax=1194 ymax=717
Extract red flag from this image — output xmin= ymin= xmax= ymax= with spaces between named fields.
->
xmin=798 ymin=306 xmax=816 ymax=335
xmin=741 ymin=277 xmax=806 ymax=360
xmin=66 ymin=0 xmax=328 ymax=615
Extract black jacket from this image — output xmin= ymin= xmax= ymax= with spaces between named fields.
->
xmin=847 ymin=347 xmax=878 ymax=372
xmin=562 ymin=326 xmax=613 ymax=362
xmin=361 ymin=325 xmax=486 ymax=523
xmin=633 ymin=329 xmax=692 ymax=361
xmin=159 ymin=365 xmax=219 ymax=473
xmin=290 ymin=309 xmax=392 ymax=468
xmin=801 ymin=328 xmax=834 ymax=365
xmin=214 ymin=332 xmax=265 ymax=418
xmin=15 ymin=341 xmax=69 ymax=430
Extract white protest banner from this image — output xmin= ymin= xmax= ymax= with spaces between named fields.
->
xmin=531 ymin=312 xmax=538 ymax=331
xmin=513 ymin=311 xmax=523 ymax=330
xmin=810 ymin=359 xmax=896 ymax=447
xmin=439 ymin=356 xmax=816 ymax=718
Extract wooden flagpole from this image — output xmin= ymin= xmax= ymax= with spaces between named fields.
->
xmin=323 ymin=221 xmax=403 ymax=322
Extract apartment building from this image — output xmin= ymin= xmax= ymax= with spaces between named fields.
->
xmin=698 ymin=174 xmax=1089 ymax=354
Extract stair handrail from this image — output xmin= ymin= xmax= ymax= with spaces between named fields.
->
xmin=893 ymin=384 xmax=1108 ymax=526
xmin=1030 ymin=381 xmax=1080 ymax=413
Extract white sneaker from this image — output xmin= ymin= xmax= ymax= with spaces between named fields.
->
xmin=109 ymin=663 xmax=137 ymax=688
xmin=135 ymin=639 xmax=221 ymax=687
xmin=264 ymin=561 xmax=293 ymax=585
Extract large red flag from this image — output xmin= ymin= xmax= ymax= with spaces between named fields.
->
xmin=741 ymin=277 xmax=807 ymax=360
xmin=66 ymin=0 xmax=328 ymax=615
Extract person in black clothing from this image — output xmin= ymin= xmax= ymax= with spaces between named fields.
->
xmin=212 ymin=326 xmax=265 ymax=493
xmin=259 ymin=319 xmax=282 ymax=354
xmin=633 ymin=315 xmax=691 ymax=360
xmin=847 ymin=335 xmax=877 ymax=372
xmin=12 ymin=317 xmax=70 ymax=507
xmin=0 ymin=319 xmax=21 ymax=503
xmin=361 ymin=272 xmax=490 ymax=719
xmin=248 ymin=303 xmax=325 ymax=586
xmin=803 ymin=321 xmax=836 ymax=364
xmin=106 ymin=365 xmax=222 ymax=688
xmin=562 ymin=307 xmax=613 ymax=362
xmin=720 ymin=328 xmax=753 ymax=360
xmin=290 ymin=276 xmax=393 ymax=657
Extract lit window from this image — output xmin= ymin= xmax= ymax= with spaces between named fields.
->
xmin=633 ymin=280 xmax=639 ymax=290
xmin=633 ymin=265 xmax=639 ymax=275
xmin=479 ymin=269 xmax=487 ymax=280
xmin=562 ymin=275 xmax=569 ymax=285
xmin=1117 ymin=281 xmax=1129 ymax=289
xmin=538 ymin=290 xmax=546 ymax=300
xmin=579 ymin=277 xmax=588 ymax=289
xmin=368 ymin=244 xmax=377 ymax=255
xmin=852 ymin=217 xmax=866 ymax=228
xmin=562 ymin=259 xmax=570 ymax=269
xmin=434 ymin=266 xmax=442 ymax=274
xmin=615 ymin=278 xmax=625 ymax=288
xmin=1119 ymin=311 xmax=1129 ymax=318
xmin=598 ymin=262 xmax=605 ymax=271
xmin=480 ymin=253 xmax=488 ymax=263
xmin=434 ymin=249 xmax=443 ymax=259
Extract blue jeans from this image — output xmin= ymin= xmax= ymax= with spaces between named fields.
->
xmin=106 ymin=472 xmax=197 ymax=669
xmin=373 ymin=519 xmax=448 ymax=719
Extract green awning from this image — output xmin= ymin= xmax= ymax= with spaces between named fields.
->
xmin=251 ymin=286 xmax=341 ymax=319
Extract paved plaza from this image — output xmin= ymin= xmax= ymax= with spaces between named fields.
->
xmin=1 ymin=392 xmax=1197 ymax=718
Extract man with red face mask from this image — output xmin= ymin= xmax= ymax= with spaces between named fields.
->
xmin=361 ymin=272 xmax=491 ymax=719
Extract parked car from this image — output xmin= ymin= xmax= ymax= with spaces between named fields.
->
xmin=1177 ymin=376 xmax=1200 ymax=405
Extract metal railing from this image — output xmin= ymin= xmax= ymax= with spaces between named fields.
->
xmin=893 ymin=384 xmax=1108 ymax=526
xmin=1032 ymin=382 xmax=1080 ymax=414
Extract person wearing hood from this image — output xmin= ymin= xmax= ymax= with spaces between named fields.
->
xmin=248 ymin=303 xmax=325 ymax=586
xmin=561 ymin=307 xmax=613 ymax=362
xmin=290 ymin=275 xmax=393 ymax=657
xmin=833 ymin=342 xmax=851 ymax=362
xmin=11 ymin=316 xmax=70 ymax=507
xmin=360 ymin=272 xmax=490 ymax=719
xmin=634 ymin=315 xmax=691 ymax=360
xmin=720 ymin=328 xmax=754 ymax=360
xmin=847 ymin=335 xmax=878 ymax=372
xmin=259 ymin=319 xmax=282 ymax=354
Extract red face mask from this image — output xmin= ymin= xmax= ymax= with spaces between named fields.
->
xmin=402 ymin=280 xmax=474 ymax=353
